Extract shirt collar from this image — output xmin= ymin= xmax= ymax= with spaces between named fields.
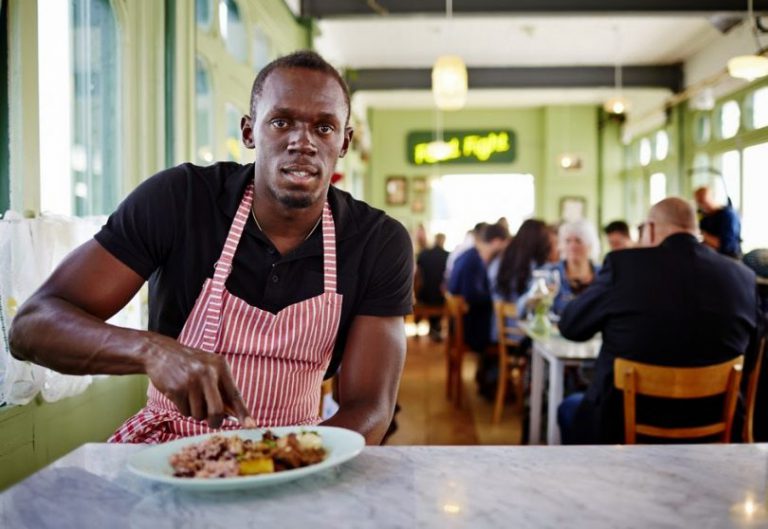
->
xmin=217 ymin=163 xmax=361 ymax=258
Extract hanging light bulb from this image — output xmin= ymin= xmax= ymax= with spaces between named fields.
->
xmin=604 ymin=25 xmax=631 ymax=116
xmin=728 ymin=0 xmax=768 ymax=81
xmin=432 ymin=55 xmax=467 ymax=111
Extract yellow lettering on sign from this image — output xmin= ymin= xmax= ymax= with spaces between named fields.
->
xmin=412 ymin=131 xmax=511 ymax=164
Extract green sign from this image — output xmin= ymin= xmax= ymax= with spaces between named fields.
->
xmin=407 ymin=129 xmax=516 ymax=165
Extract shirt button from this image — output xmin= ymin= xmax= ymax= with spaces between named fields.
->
xmin=271 ymin=275 xmax=279 ymax=283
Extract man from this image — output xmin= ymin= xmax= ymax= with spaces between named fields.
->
xmin=448 ymin=224 xmax=508 ymax=396
xmin=9 ymin=51 xmax=413 ymax=445
xmin=693 ymin=186 xmax=742 ymax=258
xmin=416 ymin=233 xmax=449 ymax=341
xmin=603 ymin=220 xmax=634 ymax=251
xmin=444 ymin=222 xmax=488 ymax=283
xmin=557 ymin=197 xmax=758 ymax=444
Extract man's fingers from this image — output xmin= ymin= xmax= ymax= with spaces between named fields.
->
xmin=201 ymin=374 xmax=226 ymax=428
xmin=220 ymin=374 xmax=254 ymax=427
xmin=188 ymin=383 xmax=206 ymax=422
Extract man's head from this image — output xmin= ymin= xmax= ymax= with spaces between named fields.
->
xmin=641 ymin=197 xmax=698 ymax=247
xmin=604 ymin=220 xmax=633 ymax=251
xmin=476 ymin=223 xmax=509 ymax=263
xmin=434 ymin=233 xmax=446 ymax=249
xmin=693 ymin=186 xmax=717 ymax=214
xmin=241 ymin=50 xmax=353 ymax=210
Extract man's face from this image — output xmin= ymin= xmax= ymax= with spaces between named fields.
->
xmin=607 ymin=232 xmax=632 ymax=251
xmin=243 ymin=67 xmax=353 ymax=209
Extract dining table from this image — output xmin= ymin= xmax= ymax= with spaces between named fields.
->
xmin=526 ymin=326 xmax=601 ymax=445
xmin=2 ymin=442 xmax=768 ymax=528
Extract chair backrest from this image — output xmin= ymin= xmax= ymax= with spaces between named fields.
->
xmin=614 ymin=356 xmax=744 ymax=444
xmin=444 ymin=293 xmax=467 ymax=351
xmin=744 ymin=338 xmax=766 ymax=443
xmin=494 ymin=301 xmax=524 ymax=354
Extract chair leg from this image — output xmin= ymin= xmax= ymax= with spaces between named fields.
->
xmin=493 ymin=357 xmax=508 ymax=424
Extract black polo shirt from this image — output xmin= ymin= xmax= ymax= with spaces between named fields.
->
xmin=95 ymin=162 xmax=414 ymax=375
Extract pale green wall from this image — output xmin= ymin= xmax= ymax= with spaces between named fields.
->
xmin=367 ymin=105 xmax=611 ymax=233
xmin=0 ymin=375 xmax=148 ymax=491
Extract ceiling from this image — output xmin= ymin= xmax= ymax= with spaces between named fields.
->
xmin=291 ymin=1 xmax=768 ymax=111
xmin=315 ymin=16 xmax=722 ymax=69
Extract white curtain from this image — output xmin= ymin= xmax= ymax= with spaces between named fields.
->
xmin=0 ymin=213 xmax=143 ymax=406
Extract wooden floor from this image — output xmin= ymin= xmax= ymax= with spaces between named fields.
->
xmin=385 ymin=324 xmax=524 ymax=445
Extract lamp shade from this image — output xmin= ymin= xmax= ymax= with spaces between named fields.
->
xmin=432 ymin=55 xmax=467 ymax=111
xmin=727 ymin=54 xmax=768 ymax=81
xmin=603 ymin=96 xmax=630 ymax=115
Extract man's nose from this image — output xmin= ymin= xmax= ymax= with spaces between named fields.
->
xmin=287 ymin=124 xmax=317 ymax=154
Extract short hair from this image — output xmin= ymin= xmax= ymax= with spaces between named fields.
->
xmin=481 ymin=223 xmax=509 ymax=243
xmin=559 ymin=219 xmax=601 ymax=261
xmin=604 ymin=220 xmax=630 ymax=237
xmin=249 ymin=50 xmax=351 ymax=124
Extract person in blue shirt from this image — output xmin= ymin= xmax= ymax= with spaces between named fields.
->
xmin=694 ymin=186 xmax=742 ymax=258
xmin=448 ymin=223 xmax=508 ymax=354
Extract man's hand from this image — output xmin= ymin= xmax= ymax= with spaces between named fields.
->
xmin=141 ymin=333 xmax=255 ymax=428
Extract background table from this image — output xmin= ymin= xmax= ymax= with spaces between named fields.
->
xmin=2 ymin=443 xmax=768 ymax=528
xmin=528 ymin=331 xmax=601 ymax=445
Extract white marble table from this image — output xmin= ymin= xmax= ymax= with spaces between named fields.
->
xmin=2 ymin=443 xmax=768 ymax=528
xmin=528 ymin=331 xmax=601 ymax=445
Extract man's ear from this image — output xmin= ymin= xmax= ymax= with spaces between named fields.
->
xmin=241 ymin=115 xmax=255 ymax=149
xmin=339 ymin=126 xmax=354 ymax=158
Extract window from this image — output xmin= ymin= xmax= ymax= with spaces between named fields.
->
xmin=649 ymin=173 xmax=666 ymax=205
xmin=718 ymin=101 xmax=741 ymax=139
xmin=251 ymin=24 xmax=271 ymax=72
xmin=639 ymin=138 xmax=652 ymax=166
xmin=38 ymin=0 xmax=120 ymax=216
xmin=694 ymin=113 xmax=710 ymax=145
xmin=654 ymin=130 xmax=669 ymax=160
xmin=0 ymin=0 xmax=9 ymax=215
xmin=195 ymin=57 xmax=214 ymax=164
xmin=225 ymin=103 xmax=244 ymax=162
xmin=749 ymin=86 xmax=768 ymax=129
xmin=741 ymin=143 xmax=768 ymax=252
xmin=196 ymin=0 xmax=213 ymax=31
xmin=219 ymin=0 xmax=248 ymax=63
xmin=430 ymin=173 xmax=534 ymax=251
xmin=717 ymin=150 xmax=741 ymax=212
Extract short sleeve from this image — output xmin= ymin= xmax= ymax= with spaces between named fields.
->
xmin=356 ymin=218 xmax=414 ymax=316
xmin=94 ymin=167 xmax=185 ymax=279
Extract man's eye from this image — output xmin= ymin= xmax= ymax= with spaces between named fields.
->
xmin=271 ymin=119 xmax=289 ymax=128
xmin=317 ymin=125 xmax=334 ymax=134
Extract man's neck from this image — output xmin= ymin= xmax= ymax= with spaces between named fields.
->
xmin=251 ymin=195 xmax=326 ymax=255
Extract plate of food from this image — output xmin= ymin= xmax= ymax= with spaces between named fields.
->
xmin=126 ymin=426 xmax=365 ymax=491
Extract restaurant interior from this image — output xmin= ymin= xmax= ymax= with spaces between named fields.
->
xmin=2 ymin=0 xmax=768 ymax=526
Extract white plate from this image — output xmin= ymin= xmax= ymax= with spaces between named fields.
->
xmin=126 ymin=426 xmax=365 ymax=491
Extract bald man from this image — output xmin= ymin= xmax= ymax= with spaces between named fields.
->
xmin=693 ymin=186 xmax=742 ymax=258
xmin=556 ymin=198 xmax=758 ymax=444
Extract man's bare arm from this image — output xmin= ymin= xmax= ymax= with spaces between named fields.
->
xmin=9 ymin=240 xmax=252 ymax=427
xmin=321 ymin=315 xmax=406 ymax=445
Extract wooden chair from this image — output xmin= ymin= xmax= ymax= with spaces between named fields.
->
xmin=412 ymin=301 xmax=446 ymax=339
xmin=444 ymin=293 xmax=468 ymax=406
xmin=744 ymin=338 xmax=766 ymax=443
xmin=492 ymin=301 xmax=527 ymax=424
xmin=319 ymin=377 xmax=335 ymax=416
xmin=614 ymin=356 xmax=744 ymax=444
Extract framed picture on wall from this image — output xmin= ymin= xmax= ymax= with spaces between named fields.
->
xmin=412 ymin=176 xmax=428 ymax=193
xmin=385 ymin=176 xmax=408 ymax=206
xmin=559 ymin=196 xmax=587 ymax=222
xmin=411 ymin=196 xmax=425 ymax=213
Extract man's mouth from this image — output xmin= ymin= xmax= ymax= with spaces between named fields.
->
xmin=281 ymin=164 xmax=319 ymax=181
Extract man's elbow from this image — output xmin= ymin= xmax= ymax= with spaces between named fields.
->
xmin=8 ymin=296 xmax=45 ymax=362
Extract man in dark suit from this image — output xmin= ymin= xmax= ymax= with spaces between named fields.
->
xmin=557 ymin=197 xmax=758 ymax=444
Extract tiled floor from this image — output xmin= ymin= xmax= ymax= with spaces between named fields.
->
xmin=386 ymin=330 xmax=524 ymax=446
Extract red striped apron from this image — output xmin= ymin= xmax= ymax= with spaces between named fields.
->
xmin=109 ymin=183 xmax=342 ymax=443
